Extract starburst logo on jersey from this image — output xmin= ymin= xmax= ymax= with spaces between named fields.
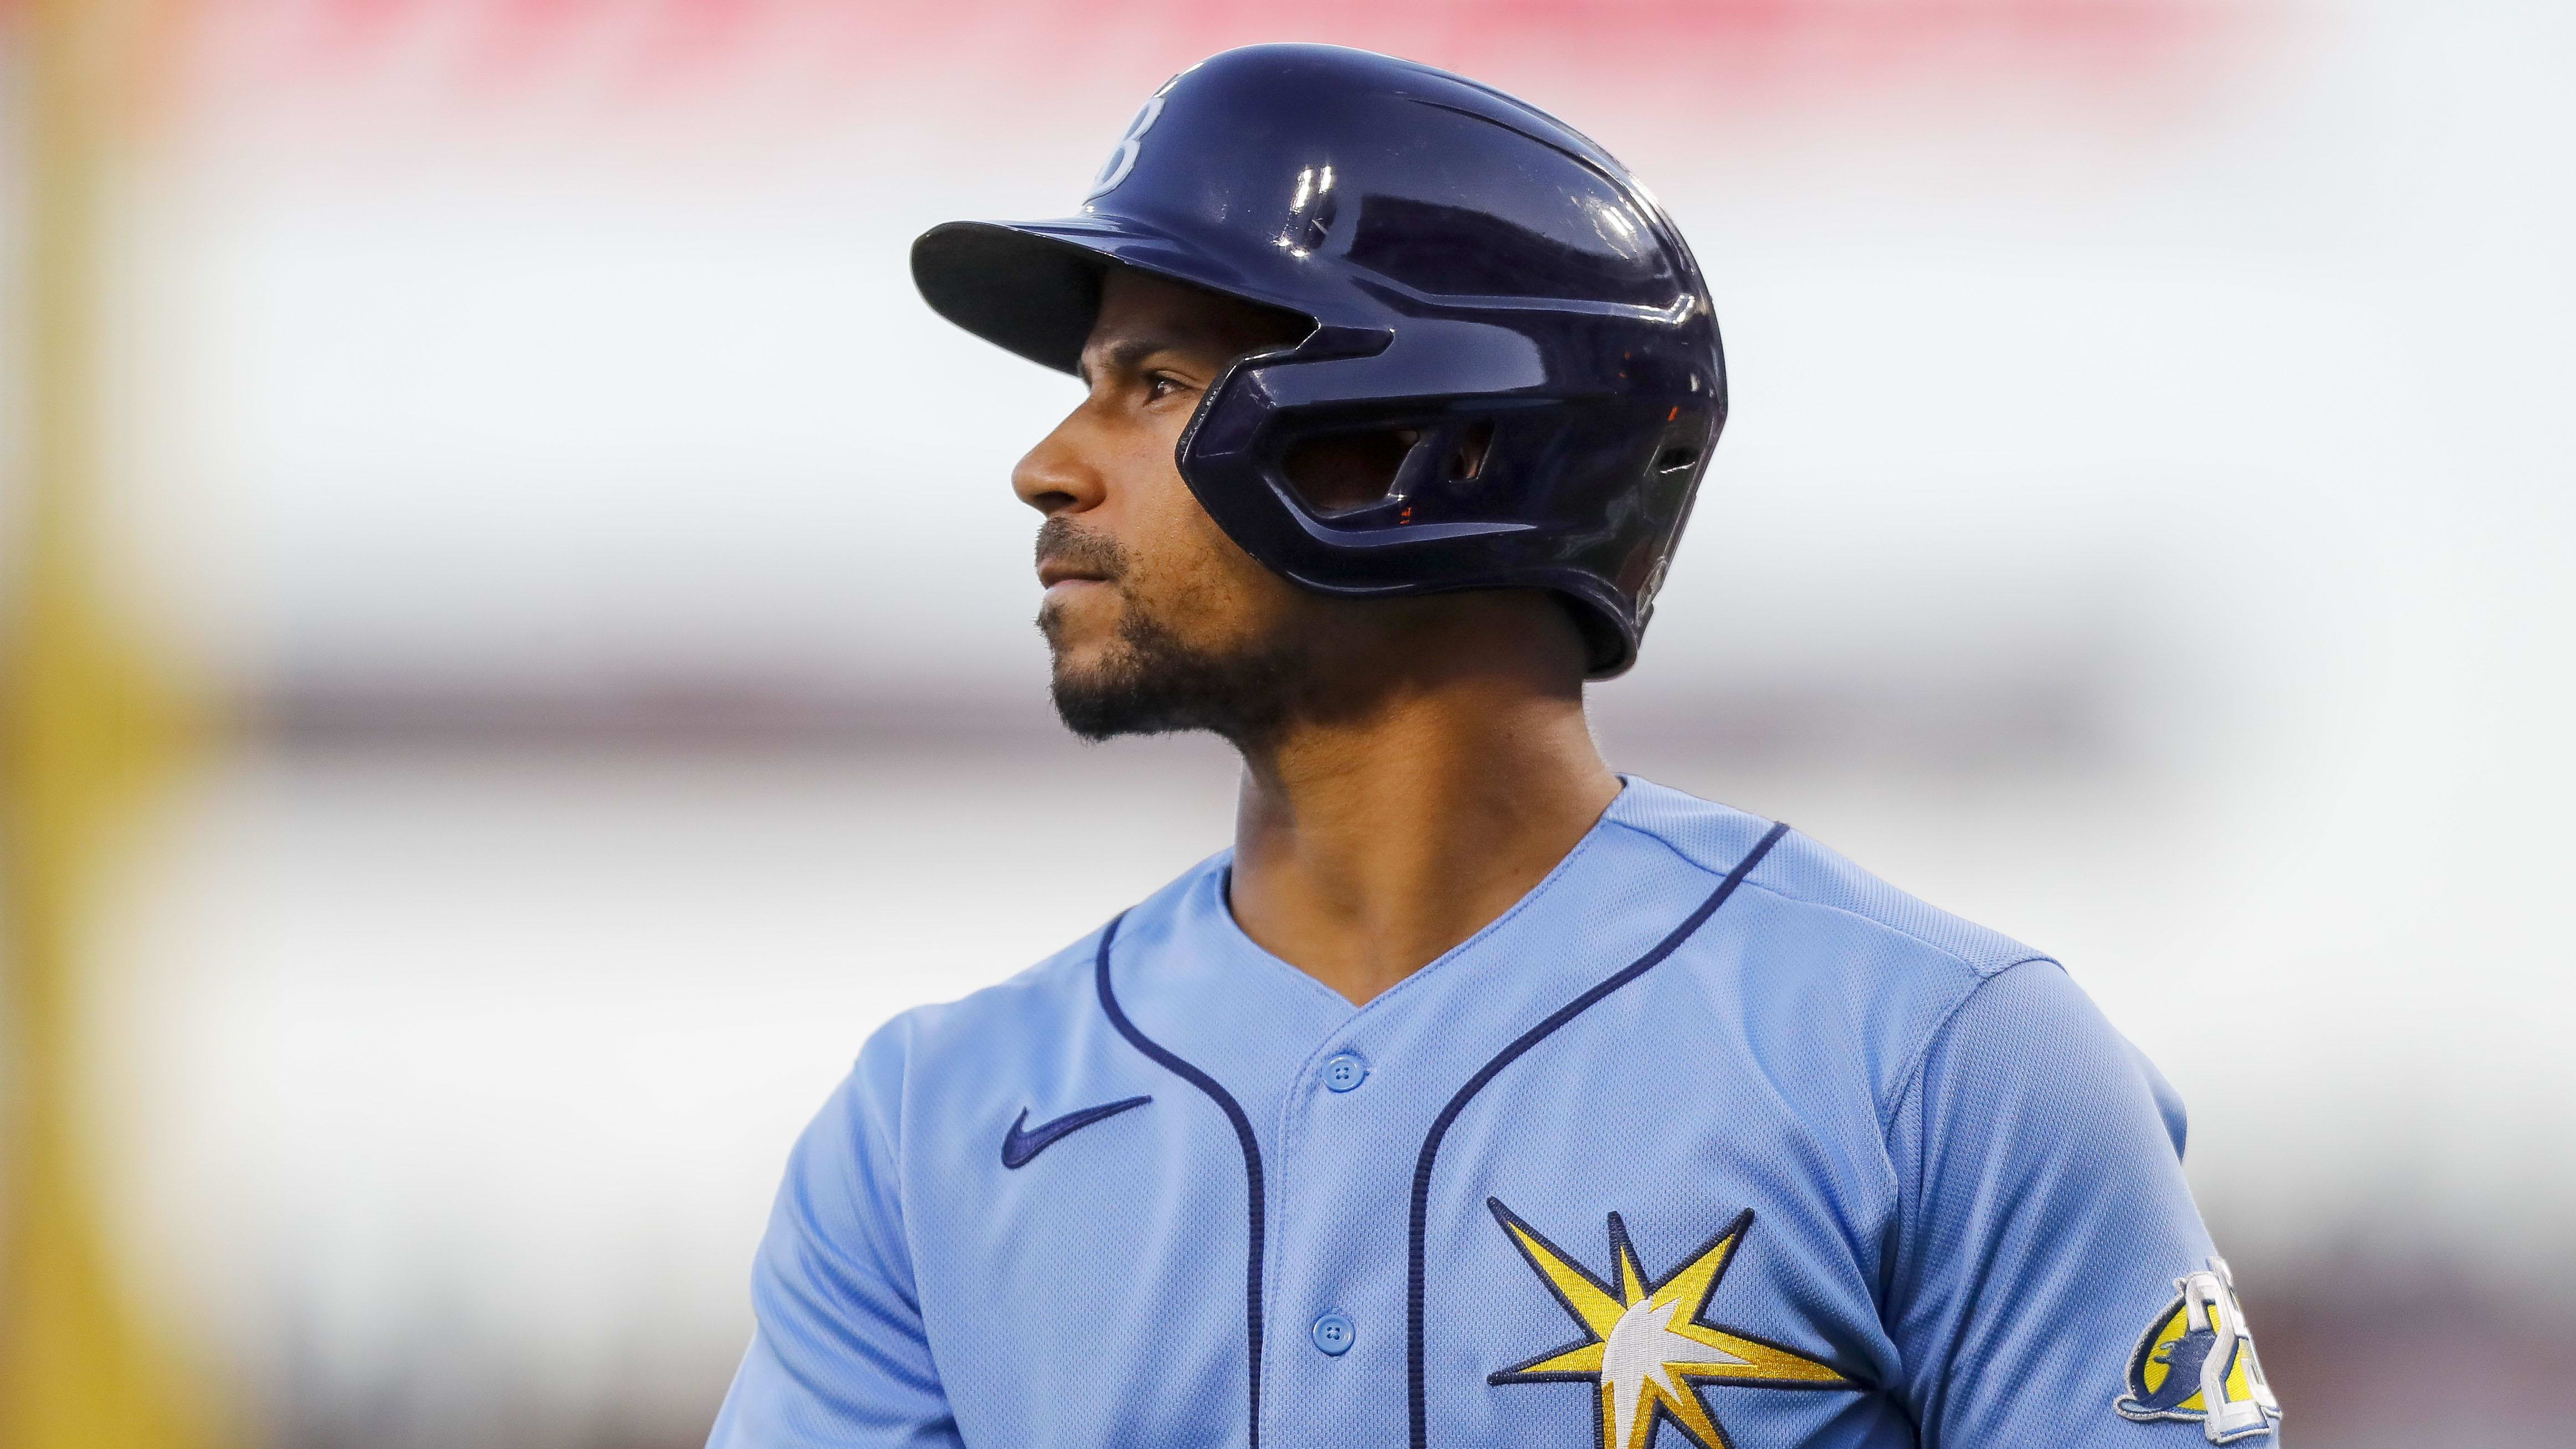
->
xmin=2113 ymin=1257 xmax=2282 ymax=1443
xmin=1486 ymin=1199 xmax=1851 ymax=1449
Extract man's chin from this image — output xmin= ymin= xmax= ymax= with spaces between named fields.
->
xmin=1044 ymin=621 xmax=1305 ymax=745
xmin=1048 ymin=654 xmax=1182 ymax=741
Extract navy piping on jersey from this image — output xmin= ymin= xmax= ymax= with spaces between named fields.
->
xmin=1094 ymin=911 xmax=1268 ymax=1449
xmin=1405 ymin=820 xmax=1793 ymax=1449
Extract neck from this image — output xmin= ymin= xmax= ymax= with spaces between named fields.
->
xmin=1225 ymin=610 xmax=1621 ymax=1007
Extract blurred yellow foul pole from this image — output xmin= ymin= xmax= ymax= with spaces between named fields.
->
xmin=2 ymin=1 xmax=215 ymax=1446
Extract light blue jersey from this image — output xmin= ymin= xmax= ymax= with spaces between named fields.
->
xmin=709 ymin=779 xmax=2279 ymax=1448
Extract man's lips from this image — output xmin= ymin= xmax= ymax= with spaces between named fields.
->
xmin=1037 ymin=561 xmax=1112 ymax=589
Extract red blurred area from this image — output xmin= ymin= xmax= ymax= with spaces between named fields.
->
xmin=183 ymin=0 xmax=2249 ymax=126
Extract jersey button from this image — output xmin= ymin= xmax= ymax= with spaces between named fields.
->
xmin=1311 ymin=1311 xmax=1356 ymax=1356
xmin=1322 ymin=1052 xmax=1369 ymax=1093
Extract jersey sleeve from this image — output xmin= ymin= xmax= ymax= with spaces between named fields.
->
xmin=1883 ymin=958 xmax=2277 ymax=1447
xmin=706 ymin=1018 xmax=960 ymax=1449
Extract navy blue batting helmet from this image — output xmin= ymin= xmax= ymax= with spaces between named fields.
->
xmin=913 ymin=44 xmax=1723 ymax=677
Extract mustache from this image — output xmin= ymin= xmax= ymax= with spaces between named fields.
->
xmin=1035 ymin=516 xmax=1128 ymax=582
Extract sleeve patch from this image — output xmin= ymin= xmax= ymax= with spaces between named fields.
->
xmin=2113 ymin=1257 xmax=2283 ymax=1443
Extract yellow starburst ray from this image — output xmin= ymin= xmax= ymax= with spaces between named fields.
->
xmin=1648 ymin=1226 xmax=1843 ymax=1387
xmin=1645 ymin=1227 xmax=1736 ymax=1318
xmin=1491 ymin=1201 xmax=1849 ymax=1449
xmin=1616 ymin=1231 xmax=1649 ymax=1307
xmin=1504 ymin=1218 xmax=1626 ymax=1339
xmin=1624 ymin=1380 xmax=1726 ymax=1449
xmin=1657 ymin=1320 xmax=1851 ymax=1385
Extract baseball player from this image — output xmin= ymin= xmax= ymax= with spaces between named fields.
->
xmin=708 ymin=44 xmax=2280 ymax=1449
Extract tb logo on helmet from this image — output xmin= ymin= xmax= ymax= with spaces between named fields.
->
xmin=1084 ymin=92 xmax=1166 ymax=201
xmin=2114 ymin=1257 xmax=2282 ymax=1443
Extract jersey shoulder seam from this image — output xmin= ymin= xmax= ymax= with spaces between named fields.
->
xmin=1607 ymin=813 xmax=2063 ymax=1133
xmin=1878 ymin=953 xmax=2062 ymax=1147
xmin=1600 ymin=811 xmax=1754 ymax=886
xmin=1610 ymin=815 xmax=2042 ymax=979
xmin=1735 ymin=877 xmax=2035 ymax=979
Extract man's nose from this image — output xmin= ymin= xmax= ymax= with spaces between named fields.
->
xmin=1012 ymin=408 xmax=1108 ymax=516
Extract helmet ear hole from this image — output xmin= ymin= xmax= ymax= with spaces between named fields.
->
xmin=1451 ymin=421 xmax=1495 ymax=483
xmin=1279 ymin=420 xmax=1498 ymax=517
xmin=1283 ymin=427 xmax=1419 ymax=515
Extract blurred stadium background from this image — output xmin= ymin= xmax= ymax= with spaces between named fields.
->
xmin=4 ymin=1 xmax=2572 ymax=1446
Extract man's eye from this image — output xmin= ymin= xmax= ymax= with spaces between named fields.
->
xmin=1145 ymin=375 xmax=1183 ymax=402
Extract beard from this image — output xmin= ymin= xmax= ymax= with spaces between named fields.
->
xmin=1036 ymin=518 xmax=1317 ymax=745
xmin=1047 ymin=604 xmax=1315 ymax=744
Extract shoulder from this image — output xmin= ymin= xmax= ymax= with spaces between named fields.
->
xmin=845 ymin=850 xmax=1229 ymax=1108
xmin=1611 ymin=777 xmax=2051 ymax=980
xmin=873 ymin=930 xmax=1103 ymax=1071
xmin=1609 ymin=777 xmax=2062 ymax=1120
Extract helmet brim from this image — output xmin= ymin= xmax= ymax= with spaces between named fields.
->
xmin=911 ymin=221 xmax=1112 ymax=375
xmin=913 ymin=216 xmax=1319 ymax=376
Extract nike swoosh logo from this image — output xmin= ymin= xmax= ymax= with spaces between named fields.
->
xmin=1001 ymin=1095 xmax=1153 ymax=1169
